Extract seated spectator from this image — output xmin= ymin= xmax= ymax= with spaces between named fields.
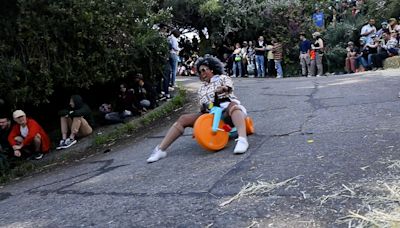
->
xmin=370 ymin=31 xmax=398 ymax=70
xmin=0 ymin=113 xmax=12 ymax=158
xmin=356 ymin=37 xmax=368 ymax=71
xmin=99 ymin=83 xmax=139 ymax=124
xmin=8 ymin=110 xmax=51 ymax=160
xmin=345 ymin=41 xmax=358 ymax=73
xmin=57 ymin=95 xmax=94 ymax=150
xmin=177 ymin=62 xmax=188 ymax=76
xmin=376 ymin=21 xmax=389 ymax=39
xmin=133 ymin=74 xmax=158 ymax=113
xmin=388 ymin=18 xmax=400 ymax=34
xmin=115 ymin=83 xmax=139 ymax=116
xmin=365 ymin=36 xmax=379 ymax=69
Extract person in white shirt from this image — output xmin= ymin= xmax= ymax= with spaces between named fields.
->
xmin=360 ymin=18 xmax=377 ymax=45
xmin=168 ymin=29 xmax=181 ymax=88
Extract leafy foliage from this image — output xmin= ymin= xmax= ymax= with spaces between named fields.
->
xmin=0 ymin=0 xmax=171 ymax=107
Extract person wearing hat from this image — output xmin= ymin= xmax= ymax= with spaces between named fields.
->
xmin=356 ymin=37 xmax=370 ymax=71
xmin=345 ymin=41 xmax=358 ymax=74
xmin=376 ymin=21 xmax=389 ymax=39
xmin=311 ymin=32 xmax=324 ymax=76
xmin=8 ymin=110 xmax=51 ymax=160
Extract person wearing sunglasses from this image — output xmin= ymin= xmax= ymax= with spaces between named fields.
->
xmin=147 ymin=56 xmax=250 ymax=163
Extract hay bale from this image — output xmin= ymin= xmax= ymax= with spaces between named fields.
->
xmin=384 ymin=56 xmax=400 ymax=69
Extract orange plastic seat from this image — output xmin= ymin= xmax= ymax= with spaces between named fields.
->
xmin=193 ymin=114 xmax=229 ymax=151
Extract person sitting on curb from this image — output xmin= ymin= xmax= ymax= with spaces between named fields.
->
xmin=99 ymin=83 xmax=139 ymax=124
xmin=133 ymin=73 xmax=158 ymax=113
xmin=57 ymin=95 xmax=94 ymax=150
xmin=147 ymin=56 xmax=250 ymax=163
xmin=8 ymin=110 xmax=51 ymax=160
xmin=0 ymin=112 xmax=13 ymax=158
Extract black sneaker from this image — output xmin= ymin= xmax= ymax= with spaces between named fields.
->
xmin=34 ymin=153 xmax=44 ymax=160
xmin=63 ymin=138 xmax=77 ymax=149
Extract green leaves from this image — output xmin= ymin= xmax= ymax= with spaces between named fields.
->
xmin=0 ymin=0 xmax=171 ymax=107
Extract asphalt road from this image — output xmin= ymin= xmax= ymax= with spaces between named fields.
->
xmin=1 ymin=70 xmax=400 ymax=227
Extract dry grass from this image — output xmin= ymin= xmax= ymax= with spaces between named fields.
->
xmin=341 ymin=183 xmax=400 ymax=227
xmin=219 ymin=176 xmax=300 ymax=207
xmin=317 ymin=183 xmax=358 ymax=206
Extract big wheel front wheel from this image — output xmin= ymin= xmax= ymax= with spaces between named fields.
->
xmin=193 ymin=114 xmax=229 ymax=151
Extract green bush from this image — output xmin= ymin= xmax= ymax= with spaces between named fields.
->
xmin=0 ymin=0 xmax=171 ymax=107
xmin=323 ymin=15 xmax=366 ymax=73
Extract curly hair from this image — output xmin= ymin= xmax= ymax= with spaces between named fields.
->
xmin=195 ymin=56 xmax=225 ymax=75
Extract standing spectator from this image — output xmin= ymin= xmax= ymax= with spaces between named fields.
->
xmin=299 ymin=32 xmax=312 ymax=77
xmin=312 ymin=8 xmax=325 ymax=29
xmin=158 ymin=24 xmax=171 ymax=99
xmin=241 ymin=41 xmax=249 ymax=77
xmin=246 ymin=41 xmax=256 ymax=76
xmin=266 ymin=42 xmax=275 ymax=77
xmin=168 ymin=29 xmax=181 ymax=88
xmin=254 ymin=36 xmax=266 ymax=77
xmin=232 ymin=43 xmax=243 ymax=77
xmin=8 ymin=110 xmax=51 ymax=160
xmin=311 ymin=32 xmax=324 ymax=76
xmin=57 ymin=95 xmax=94 ymax=150
xmin=271 ymin=38 xmax=283 ymax=78
xmin=0 ymin=113 xmax=12 ymax=158
xmin=360 ymin=18 xmax=377 ymax=45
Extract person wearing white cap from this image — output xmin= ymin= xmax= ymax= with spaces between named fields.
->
xmin=8 ymin=110 xmax=51 ymax=160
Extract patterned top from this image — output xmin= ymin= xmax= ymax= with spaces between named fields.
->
xmin=197 ymin=75 xmax=237 ymax=107
xmin=272 ymin=42 xmax=283 ymax=60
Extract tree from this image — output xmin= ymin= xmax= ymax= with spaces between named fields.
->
xmin=0 ymin=0 xmax=171 ymax=107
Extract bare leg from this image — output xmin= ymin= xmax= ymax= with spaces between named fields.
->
xmin=159 ymin=113 xmax=201 ymax=151
xmin=60 ymin=116 xmax=69 ymax=140
xmin=70 ymin=117 xmax=83 ymax=139
xmin=228 ymin=104 xmax=247 ymax=139
xmin=33 ymin=134 xmax=42 ymax=152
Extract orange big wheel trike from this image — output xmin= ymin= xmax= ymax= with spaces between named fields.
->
xmin=193 ymin=104 xmax=254 ymax=151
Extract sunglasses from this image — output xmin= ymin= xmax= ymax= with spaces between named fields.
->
xmin=199 ymin=68 xmax=209 ymax=73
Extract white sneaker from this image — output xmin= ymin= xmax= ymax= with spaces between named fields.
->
xmin=233 ymin=137 xmax=249 ymax=154
xmin=147 ymin=146 xmax=167 ymax=163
